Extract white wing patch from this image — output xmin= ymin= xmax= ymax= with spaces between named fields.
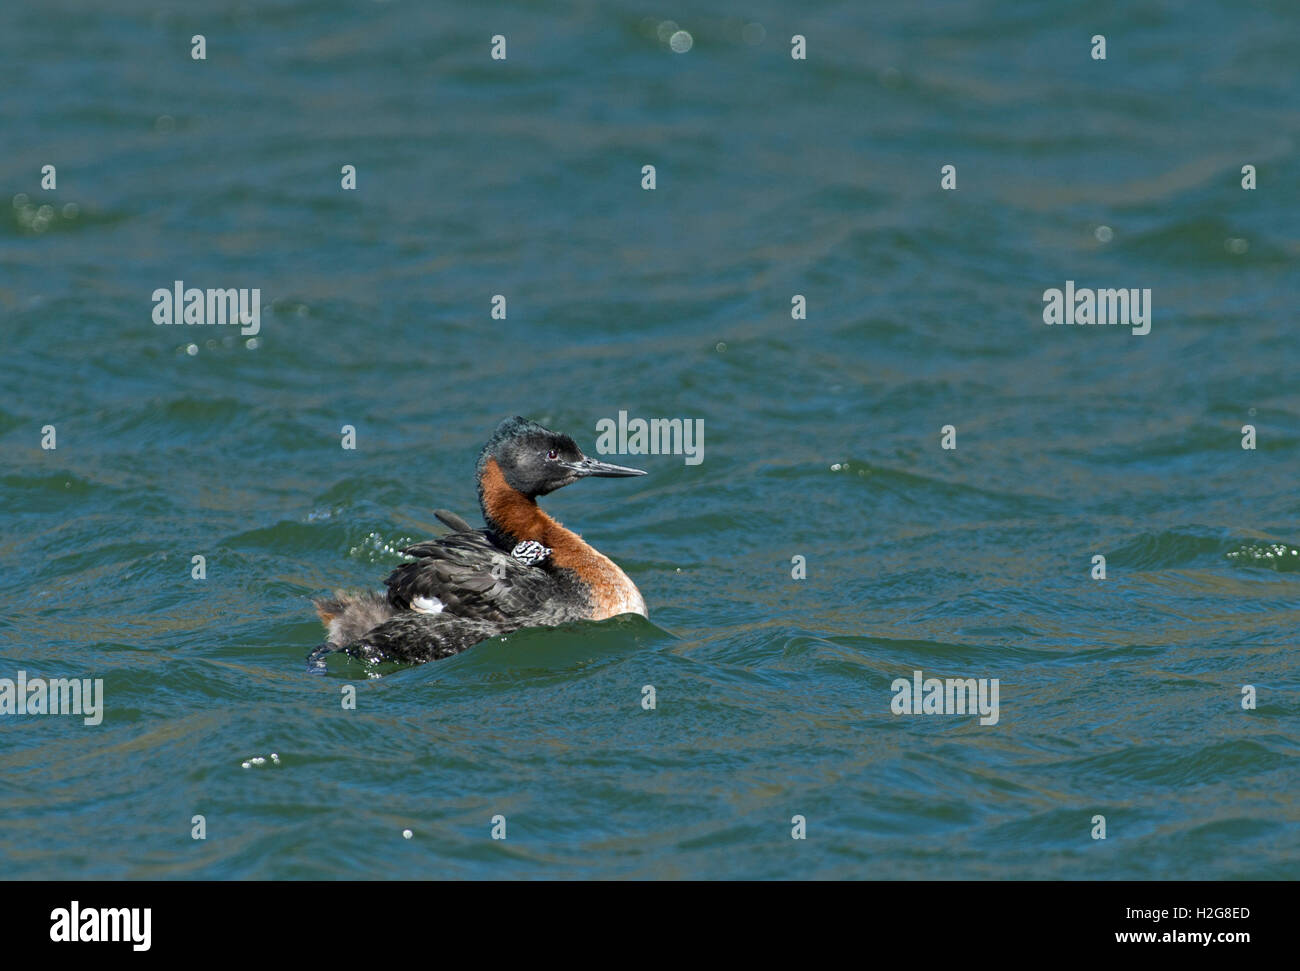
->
xmin=410 ymin=595 xmax=444 ymax=614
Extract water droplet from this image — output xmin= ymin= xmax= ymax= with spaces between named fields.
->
xmin=669 ymin=30 xmax=693 ymax=53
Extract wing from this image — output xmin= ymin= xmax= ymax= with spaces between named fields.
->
xmin=385 ymin=527 xmax=568 ymax=625
xmin=433 ymin=508 xmax=475 ymax=532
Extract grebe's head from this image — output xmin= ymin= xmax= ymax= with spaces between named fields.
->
xmin=477 ymin=416 xmax=645 ymax=499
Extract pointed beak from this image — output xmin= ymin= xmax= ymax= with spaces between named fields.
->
xmin=567 ymin=455 xmax=647 ymax=478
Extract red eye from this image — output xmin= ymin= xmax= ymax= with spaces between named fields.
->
xmin=547 ymin=449 xmax=558 ymax=460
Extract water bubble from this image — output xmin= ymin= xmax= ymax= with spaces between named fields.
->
xmin=245 ymin=337 xmax=260 ymax=350
xmin=715 ymin=341 xmax=726 ymax=352
xmin=155 ymin=114 xmax=175 ymax=133
xmin=402 ymin=829 xmax=413 ymax=839
xmin=12 ymin=193 xmax=28 ymax=208
xmin=61 ymin=203 xmax=79 ymax=219
xmin=1094 ymin=225 xmax=1114 ymax=243
xmin=1225 ymin=237 xmax=1248 ymax=255
xmin=669 ymin=30 xmax=693 ymax=53
xmin=656 ymin=20 xmax=678 ymax=43
xmin=186 ymin=343 xmax=198 ymax=356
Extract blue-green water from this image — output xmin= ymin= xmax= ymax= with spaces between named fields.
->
xmin=2 ymin=0 xmax=1299 ymax=879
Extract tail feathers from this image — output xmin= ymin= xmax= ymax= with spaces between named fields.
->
xmin=312 ymin=589 xmax=396 ymax=649
xmin=313 ymin=596 xmax=345 ymax=624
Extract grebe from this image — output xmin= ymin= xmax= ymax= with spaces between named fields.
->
xmin=311 ymin=416 xmax=646 ymax=665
